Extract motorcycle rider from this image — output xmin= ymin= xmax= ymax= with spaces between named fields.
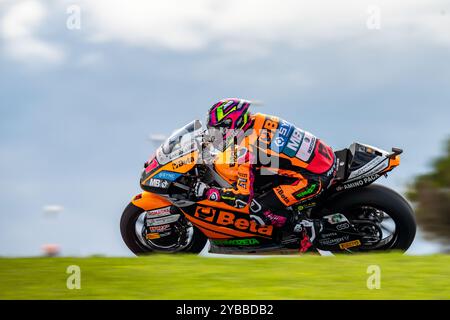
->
xmin=194 ymin=98 xmax=337 ymax=251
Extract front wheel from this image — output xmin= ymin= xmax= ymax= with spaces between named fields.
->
xmin=120 ymin=203 xmax=207 ymax=255
xmin=317 ymin=184 xmax=417 ymax=252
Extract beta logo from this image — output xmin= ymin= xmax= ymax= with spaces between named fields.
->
xmin=194 ymin=206 xmax=273 ymax=236
xmin=194 ymin=206 xmax=216 ymax=222
xmin=274 ymin=186 xmax=291 ymax=205
xmin=172 ymin=156 xmax=195 ymax=170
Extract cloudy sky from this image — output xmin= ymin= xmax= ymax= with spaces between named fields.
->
xmin=0 ymin=0 xmax=449 ymax=256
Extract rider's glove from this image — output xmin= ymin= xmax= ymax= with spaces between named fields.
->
xmin=205 ymin=188 xmax=221 ymax=202
xmin=194 ymin=181 xmax=221 ymax=201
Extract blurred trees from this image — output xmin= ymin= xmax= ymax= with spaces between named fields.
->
xmin=407 ymin=138 xmax=450 ymax=245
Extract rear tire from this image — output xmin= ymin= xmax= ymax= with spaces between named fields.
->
xmin=120 ymin=203 xmax=207 ymax=255
xmin=318 ymin=184 xmax=416 ymax=252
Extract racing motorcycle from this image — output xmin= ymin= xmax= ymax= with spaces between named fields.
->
xmin=120 ymin=120 xmax=416 ymax=255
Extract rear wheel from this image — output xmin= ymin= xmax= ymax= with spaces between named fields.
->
xmin=317 ymin=184 xmax=416 ymax=252
xmin=120 ymin=203 xmax=207 ymax=255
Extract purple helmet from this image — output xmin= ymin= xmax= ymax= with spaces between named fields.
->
xmin=207 ymin=98 xmax=253 ymax=150
xmin=207 ymin=98 xmax=252 ymax=130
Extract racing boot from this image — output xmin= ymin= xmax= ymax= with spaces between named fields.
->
xmin=292 ymin=217 xmax=323 ymax=253
xmin=294 ymin=213 xmax=361 ymax=252
xmin=314 ymin=213 xmax=361 ymax=251
xmin=260 ymin=208 xmax=323 ymax=252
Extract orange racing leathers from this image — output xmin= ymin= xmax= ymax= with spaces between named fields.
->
xmin=211 ymin=113 xmax=336 ymax=224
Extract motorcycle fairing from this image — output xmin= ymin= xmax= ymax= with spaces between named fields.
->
xmin=333 ymin=143 xmax=401 ymax=192
xmin=140 ymin=120 xmax=203 ymax=193
xmin=180 ymin=200 xmax=275 ymax=241
xmin=131 ymin=191 xmax=172 ymax=211
xmin=132 ymin=192 xmax=280 ymax=249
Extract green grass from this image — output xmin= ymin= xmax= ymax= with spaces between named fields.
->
xmin=0 ymin=253 xmax=449 ymax=299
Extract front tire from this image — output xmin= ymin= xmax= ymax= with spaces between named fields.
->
xmin=318 ymin=184 xmax=417 ymax=252
xmin=120 ymin=203 xmax=207 ymax=255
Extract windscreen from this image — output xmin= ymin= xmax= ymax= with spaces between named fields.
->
xmin=157 ymin=120 xmax=203 ymax=165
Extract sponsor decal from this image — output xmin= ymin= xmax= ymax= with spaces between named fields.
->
xmin=146 ymin=178 xmax=170 ymax=189
xmin=294 ymin=183 xmax=317 ymax=199
xmin=296 ymin=131 xmax=316 ymax=162
xmin=194 ymin=206 xmax=273 ymax=236
xmin=237 ymin=172 xmax=248 ymax=189
xmin=283 ymin=129 xmax=305 ymax=157
xmin=146 ymin=206 xmax=172 ymax=218
xmin=145 ymin=233 xmax=160 ymax=240
xmin=237 ymin=181 xmax=247 ymax=189
xmin=274 ymin=186 xmax=290 ymax=204
xmin=146 ymin=214 xmax=180 ymax=226
xmin=325 ymin=213 xmax=348 ymax=224
xmin=148 ymin=224 xmax=171 ymax=233
xmin=319 ymin=235 xmax=350 ymax=246
xmin=270 ymin=119 xmax=293 ymax=153
xmin=147 ymin=178 xmax=162 ymax=187
xmin=263 ymin=117 xmax=279 ymax=131
xmin=321 ymin=232 xmax=339 ymax=239
xmin=194 ymin=206 xmax=216 ymax=222
xmin=213 ymin=238 xmax=260 ymax=246
xmin=339 ymin=239 xmax=361 ymax=250
xmin=161 ymin=180 xmax=169 ymax=188
xmin=258 ymin=116 xmax=279 ymax=149
xmin=154 ymin=171 xmax=182 ymax=182
xmin=172 ymin=156 xmax=195 ymax=170
xmin=336 ymin=222 xmax=350 ymax=231
xmin=336 ymin=174 xmax=380 ymax=191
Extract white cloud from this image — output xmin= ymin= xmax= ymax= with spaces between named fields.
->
xmin=78 ymin=0 xmax=450 ymax=53
xmin=1 ymin=0 xmax=449 ymax=65
xmin=0 ymin=0 xmax=64 ymax=64
xmin=82 ymin=0 xmax=212 ymax=51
